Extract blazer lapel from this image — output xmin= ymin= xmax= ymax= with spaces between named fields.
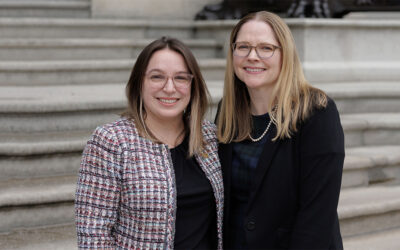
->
xmin=219 ymin=142 xmax=233 ymax=226
xmin=246 ymin=127 xmax=282 ymax=212
xmin=219 ymin=143 xmax=233 ymax=198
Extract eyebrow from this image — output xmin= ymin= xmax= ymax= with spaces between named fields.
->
xmin=147 ymin=69 xmax=163 ymax=74
xmin=147 ymin=69 xmax=190 ymax=74
xmin=236 ymin=41 xmax=275 ymax=45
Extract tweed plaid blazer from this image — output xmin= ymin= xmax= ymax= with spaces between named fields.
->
xmin=75 ymin=117 xmax=224 ymax=249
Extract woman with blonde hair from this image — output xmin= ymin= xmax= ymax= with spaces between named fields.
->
xmin=217 ymin=11 xmax=344 ymax=249
xmin=75 ymin=37 xmax=223 ymax=249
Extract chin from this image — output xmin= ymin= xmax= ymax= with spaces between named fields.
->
xmin=243 ymin=81 xmax=266 ymax=89
xmin=245 ymin=79 xmax=277 ymax=90
xmin=158 ymin=110 xmax=185 ymax=120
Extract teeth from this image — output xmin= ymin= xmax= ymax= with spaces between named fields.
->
xmin=159 ymin=99 xmax=177 ymax=104
xmin=245 ymin=68 xmax=264 ymax=72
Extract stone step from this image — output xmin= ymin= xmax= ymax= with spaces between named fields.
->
xmin=338 ymin=185 xmax=400 ymax=237
xmin=2 ymin=129 xmax=398 ymax=188
xmin=1 ymin=84 xmax=399 ymax=140
xmin=2 ymin=137 xmax=399 ymax=187
xmin=305 ymin=61 xmax=400 ymax=84
xmin=1 ymin=185 xmax=400 ymax=249
xmin=0 ymin=1 xmax=90 ymax=18
xmin=342 ymin=113 xmax=400 ymax=147
xmin=0 ymin=151 xmax=82 ymax=181
xmin=0 ymin=18 xmax=398 ymax=84
xmin=0 ymin=59 xmax=225 ymax=85
xmin=0 ymin=38 xmax=223 ymax=61
xmin=0 ymin=18 xmax=194 ymax=39
xmin=0 ymin=84 xmax=124 ymax=140
xmin=0 ymin=162 xmax=399 ymax=241
xmin=345 ymin=11 xmax=400 ymax=20
xmin=343 ymin=226 xmax=400 ymax=250
xmin=0 ymin=132 xmax=86 ymax=180
xmin=0 ymin=176 xmax=75 ymax=232
xmin=209 ymin=84 xmax=400 ymax=147
xmin=2 ymin=60 xmax=400 ymax=88
xmin=0 ymin=137 xmax=398 ymax=234
xmin=0 ymin=138 xmax=86 ymax=156
xmin=0 ymin=223 xmax=77 ymax=250
xmin=206 ymin=61 xmax=400 ymax=88
xmin=0 ymin=83 xmax=216 ymax=140
xmin=343 ymin=145 xmax=400 ymax=188
xmin=316 ymin=82 xmax=400 ymax=114
xmin=209 ymin=81 xmax=400 ymax=114
xmin=2 ymin=224 xmax=400 ymax=250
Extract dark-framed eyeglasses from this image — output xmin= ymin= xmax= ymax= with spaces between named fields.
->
xmin=232 ymin=42 xmax=281 ymax=59
xmin=145 ymin=71 xmax=193 ymax=90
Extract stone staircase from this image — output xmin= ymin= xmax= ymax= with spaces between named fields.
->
xmin=0 ymin=2 xmax=400 ymax=249
xmin=0 ymin=0 xmax=90 ymax=18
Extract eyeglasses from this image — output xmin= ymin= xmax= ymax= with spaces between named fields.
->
xmin=146 ymin=71 xmax=193 ymax=89
xmin=232 ymin=42 xmax=281 ymax=59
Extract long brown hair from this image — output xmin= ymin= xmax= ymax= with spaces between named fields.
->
xmin=217 ymin=11 xmax=327 ymax=143
xmin=123 ymin=37 xmax=210 ymax=156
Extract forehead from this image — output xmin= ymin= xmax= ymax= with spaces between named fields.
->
xmin=146 ymin=48 xmax=188 ymax=73
xmin=236 ymin=20 xmax=278 ymax=45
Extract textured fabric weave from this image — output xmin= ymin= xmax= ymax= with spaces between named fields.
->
xmin=75 ymin=117 xmax=224 ymax=249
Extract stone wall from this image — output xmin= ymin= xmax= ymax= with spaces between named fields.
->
xmin=91 ymin=0 xmax=220 ymax=20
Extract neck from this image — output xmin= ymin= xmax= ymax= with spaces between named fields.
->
xmin=247 ymin=87 xmax=273 ymax=115
xmin=145 ymin=115 xmax=185 ymax=148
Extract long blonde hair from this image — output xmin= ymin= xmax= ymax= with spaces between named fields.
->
xmin=123 ymin=37 xmax=210 ymax=156
xmin=217 ymin=11 xmax=327 ymax=143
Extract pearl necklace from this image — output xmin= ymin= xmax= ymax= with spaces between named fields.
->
xmin=249 ymin=113 xmax=273 ymax=142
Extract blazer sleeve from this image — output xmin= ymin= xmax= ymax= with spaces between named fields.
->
xmin=290 ymin=99 xmax=345 ymax=249
xmin=75 ymin=126 xmax=122 ymax=249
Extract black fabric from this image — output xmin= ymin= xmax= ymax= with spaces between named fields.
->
xmin=171 ymin=137 xmax=217 ymax=250
xmin=229 ymin=113 xmax=271 ymax=249
xmin=218 ymin=99 xmax=344 ymax=250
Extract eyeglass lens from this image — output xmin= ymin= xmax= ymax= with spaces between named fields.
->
xmin=147 ymin=72 xmax=192 ymax=89
xmin=233 ymin=42 xmax=277 ymax=59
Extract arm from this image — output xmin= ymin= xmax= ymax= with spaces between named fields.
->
xmin=75 ymin=126 xmax=122 ymax=249
xmin=290 ymin=100 xmax=344 ymax=249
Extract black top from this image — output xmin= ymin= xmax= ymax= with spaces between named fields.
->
xmin=229 ymin=113 xmax=272 ymax=249
xmin=171 ymin=137 xmax=217 ymax=250
xmin=219 ymin=99 xmax=344 ymax=249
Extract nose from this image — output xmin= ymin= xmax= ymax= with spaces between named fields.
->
xmin=163 ymin=77 xmax=176 ymax=93
xmin=247 ymin=47 xmax=259 ymax=60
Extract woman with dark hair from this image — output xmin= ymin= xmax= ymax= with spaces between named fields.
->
xmin=216 ymin=11 xmax=344 ymax=249
xmin=75 ymin=37 xmax=223 ymax=249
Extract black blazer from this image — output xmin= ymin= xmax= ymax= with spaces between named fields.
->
xmin=219 ymin=99 xmax=344 ymax=249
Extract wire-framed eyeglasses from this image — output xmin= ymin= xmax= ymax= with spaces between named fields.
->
xmin=146 ymin=71 xmax=193 ymax=89
xmin=232 ymin=42 xmax=281 ymax=59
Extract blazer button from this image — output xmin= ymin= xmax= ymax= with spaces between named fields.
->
xmin=246 ymin=220 xmax=256 ymax=231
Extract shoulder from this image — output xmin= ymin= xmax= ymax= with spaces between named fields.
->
xmin=201 ymin=120 xmax=218 ymax=148
xmin=89 ymin=117 xmax=138 ymax=147
xmin=201 ymin=120 xmax=217 ymax=139
xmin=96 ymin=117 xmax=136 ymax=133
xmin=304 ymin=97 xmax=340 ymax=127
xmin=300 ymin=97 xmax=344 ymax=154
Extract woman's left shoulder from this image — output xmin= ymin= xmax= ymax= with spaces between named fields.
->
xmin=301 ymin=97 xmax=344 ymax=154
xmin=303 ymin=97 xmax=341 ymax=130
xmin=201 ymin=120 xmax=218 ymax=141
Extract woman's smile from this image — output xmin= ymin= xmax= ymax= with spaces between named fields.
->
xmin=157 ymin=97 xmax=179 ymax=105
xmin=243 ymin=66 xmax=266 ymax=74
